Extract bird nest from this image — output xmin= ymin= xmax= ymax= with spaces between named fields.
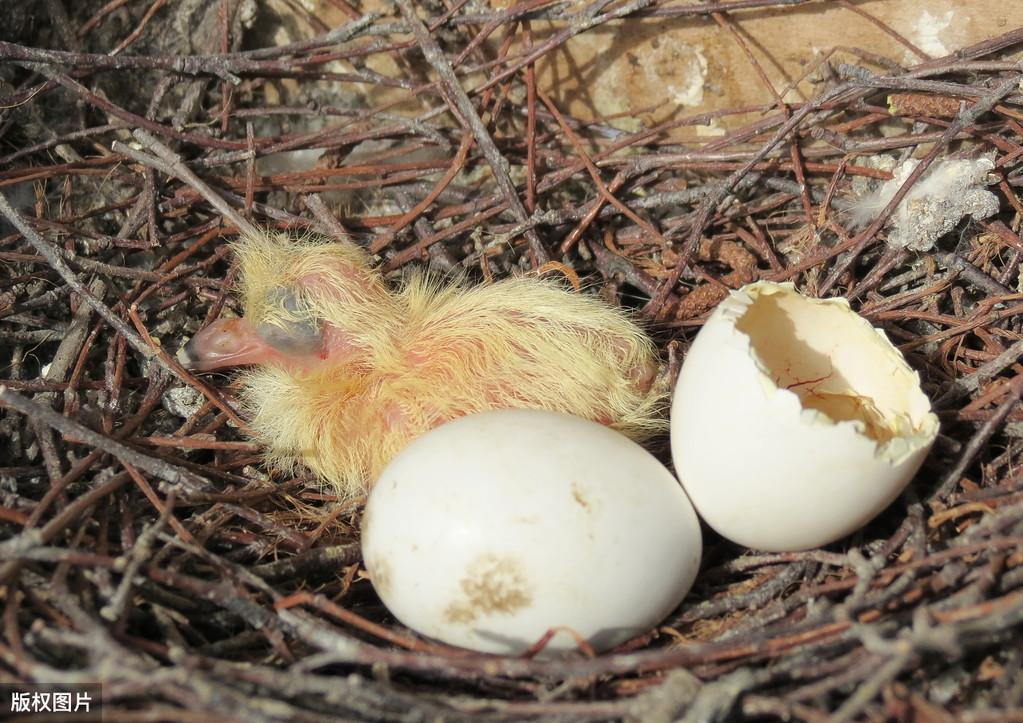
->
xmin=1 ymin=2 xmax=1022 ymax=721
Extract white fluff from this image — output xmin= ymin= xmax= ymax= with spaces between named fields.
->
xmin=847 ymin=157 xmax=999 ymax=251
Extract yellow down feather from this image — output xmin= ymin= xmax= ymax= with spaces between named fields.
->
xmin=230 ymin=231 xmax=667 ymax=497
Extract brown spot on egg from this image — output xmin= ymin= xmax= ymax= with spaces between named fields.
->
xmin=571 ymin=483 xmax=590 ymax=511
xmin=444 ymin=554 xmax=532 ymax=625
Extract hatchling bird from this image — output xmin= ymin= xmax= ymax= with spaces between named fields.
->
xmin=178 ymin=232 xmax=666 ymax=497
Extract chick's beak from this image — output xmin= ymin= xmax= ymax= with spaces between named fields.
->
xmin=177 ymin=317 xmax=275 ymax=372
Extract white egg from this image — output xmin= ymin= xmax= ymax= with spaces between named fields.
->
xmin=671 ymin=281 xmax=939 ymax=552
xmin=361 ymin=409 xmax=701 ymax=656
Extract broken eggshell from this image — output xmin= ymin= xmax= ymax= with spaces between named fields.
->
xmin=671 ymin=281 xmax=938 ymax=552
xmin=361 ymin=409 xmax=702 ymax=656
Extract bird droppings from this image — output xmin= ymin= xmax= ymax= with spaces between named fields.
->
xmin=847 ymin=157 xmax=1000 ymax=252
xmin=910 ymin=9 xmax=955 ymax=58
xmin=443 ymin=554 xmax=532 ymax=626
xmin=162 ymin=384 xmax=206 ymax=420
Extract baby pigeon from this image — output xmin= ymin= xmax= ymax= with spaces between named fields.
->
xmin=179 ymin=232 xmax=666 ymax=496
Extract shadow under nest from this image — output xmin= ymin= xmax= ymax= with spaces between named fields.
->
xmin=0 ymin=1 xmax=1022 ymax=721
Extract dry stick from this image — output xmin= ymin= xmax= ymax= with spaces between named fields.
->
xmin=933 ymin=251 xmax=1013 ymax=298
xmin=303 ymin=193 xmax=355 ymax=242
xmin=449 ymin=0 xmax=553 ymax=68
xmin=830 ymin=652 xmax=913 ymax=723
xmin=0 ymin=122 xmax=125 ymax=167
xmin=20 ymin=64 xmax=245 ymax=150
xmin=845 ymin=247 xmax=907 ymax=300
xmin=370 ymin=130 xmax=474 ymax=252
xmin=655 ymin=62 xmax=1022 ymax=314
xmin=0 ymin=191 xmax=161 ymax=366
xmin=77 ymin=0 xmax=134 ymax=37
xmin=392 ymin=189 xmax=459 ymax=273
xmin=0 ymin=386 xmax=212 ymax=495
xmin=109 ymin=0 xmax=168 ymax=56
xmin=712 ymin=10 xmax=783 ymax=104
xmin=707 ymin=8 xmax=810 ymax=233
xmin=632 ymin=0 xmax=812 ymax=19
xmin=472 ymin=0 xmax=654 ymax=97
xmin=0 ymin=380 xmax=177 ymax=586
xmin=251 ymin=544 xmax=361 ymax=582
xmin=912 ymin=26 xmax=1023 ymax=75
xmin=444 ymin=0 xmax=804 ymax=25
xmin=523 ymin=20 xmax=538 ymax=214
xmin=0 ymin=12 xmax=379 ymax=81
xmin=930 ymin=378 xmax=1023 ymax=503
xmin=0 ymin=472 xmax=130 ymax=585
xmin=395 ymin=0 xmax=549 ymax=266
xmin=536 ymin=87 xmax=668 ymax=247
xmin=113 ymin=129 xmax=260 ymax=238
xmin=835 ymin=0 xmax=931 ymax=61
xmin=230 ymin=11 xmax=379 ymax=61
xmin=23 ymin=183 xmax=255 ymax=432
xmin=646 ymin=80 xmax=862 ymax=317
xmin=0 ymin=40 xmax=236 ymax=83
xmin=588 ymin=239 xmax=677 ymax=305
xmin=940 ymin=338 xmax=1023 ymax=403
xmin=559 ymin=173 xmax=627 ymax=255
xmin=818 ymin=68 xmax=1023 ymax=295
xmin=98 ymin=486 xmax=174 ymax=622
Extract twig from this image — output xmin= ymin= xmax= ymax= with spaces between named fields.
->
xmin=0 ymin=190 xmax=162 ymax=365
xmin=0 ymin=386 xmax=212 ymax=495
xmin=112 ymin=129 xmax=259 ymax=238
xmin=930 ymin=378 xmax=1023 ymax=502
xmin=395 ymin=0 xmax=549 ymax=266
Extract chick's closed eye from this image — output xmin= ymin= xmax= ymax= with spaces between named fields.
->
xmin=255 ymin=318 xmax=322 ymax=356
xmin=180 ymin=231 xmax=667 ymax=496
xmin=254 ymin=288 xmax=323 ymax=356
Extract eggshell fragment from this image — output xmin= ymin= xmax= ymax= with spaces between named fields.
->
xmin=361 ymin=409 xmax=702 ymax=656
xmin=671 ymin=281 xmax=938 ymax=552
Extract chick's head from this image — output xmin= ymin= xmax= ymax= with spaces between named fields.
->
xmin=179 ymin=231 xmax=397 ymax=373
